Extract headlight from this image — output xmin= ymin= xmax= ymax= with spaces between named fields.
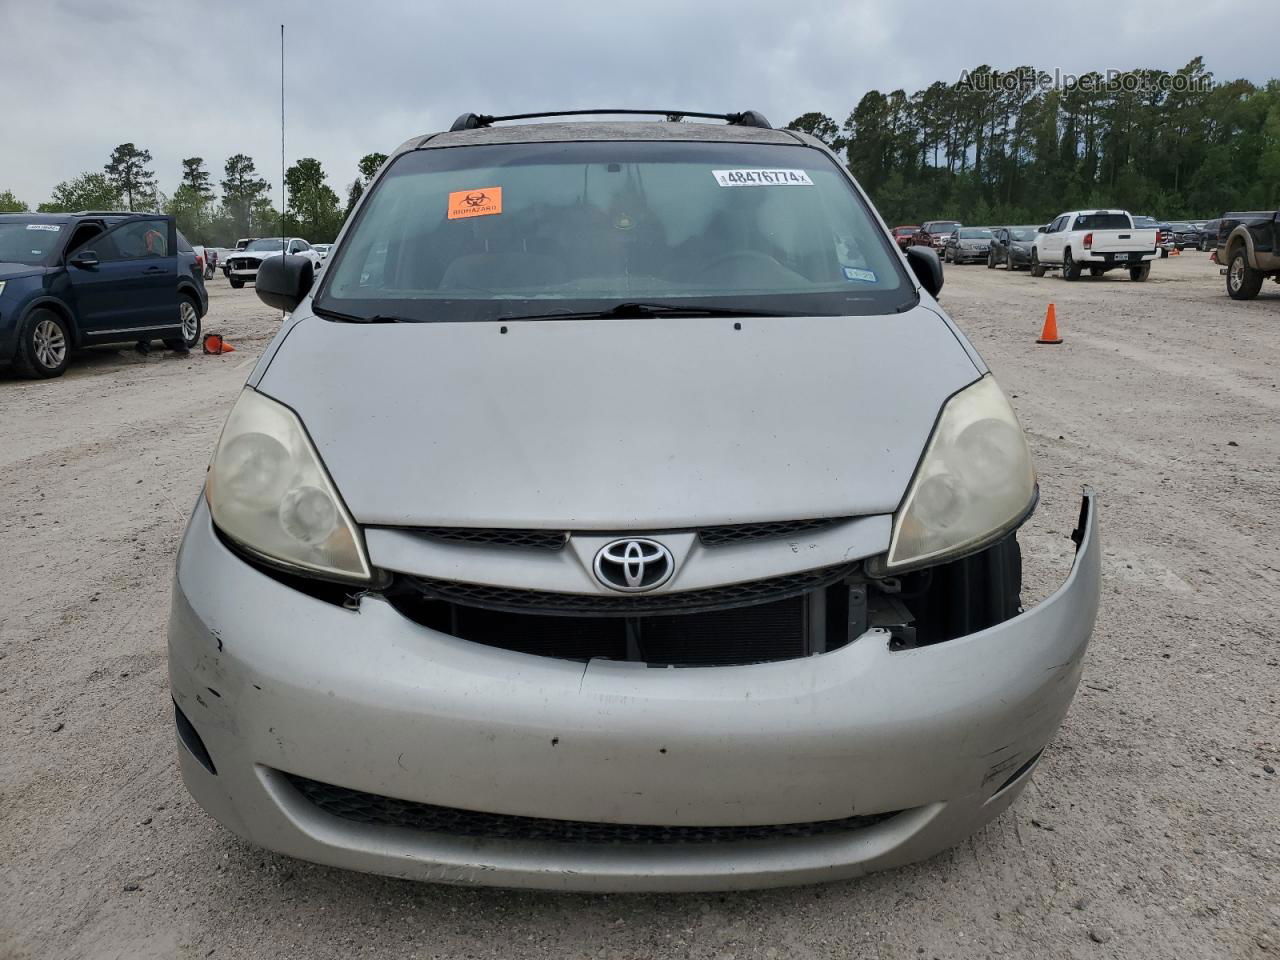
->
xmin=877 ymin=375 xmax=1036 ymax=574
xmin=0 ymin=281 xmax=7 ymax=297
xmin=206 ymin=388 xmax=373 ymax=583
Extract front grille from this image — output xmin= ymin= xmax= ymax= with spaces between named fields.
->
xmin=230 ymin=258 xmax=255 ymax=270
xmin=698 ymin=517 xmax=849 ymax=546
xmin=417 ymin=527 xmax=568 ymax=550
xmin=401 ymin=562 xmax=856 ymax=616
xmin=397 ymin=517 xmax=852 ymax=552
xmin=284 ymin=773 xmax=902 ymax=845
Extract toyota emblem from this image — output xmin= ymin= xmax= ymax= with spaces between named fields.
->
xmin=593 ymin=538 xmax=674 ymax=592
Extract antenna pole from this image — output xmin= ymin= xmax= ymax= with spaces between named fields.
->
xmin=280 ymin=24 xmax=286 ymax=239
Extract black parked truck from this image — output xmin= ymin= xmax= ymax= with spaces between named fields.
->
xmin=1217 ymin=210 xmax=1280 ymax=300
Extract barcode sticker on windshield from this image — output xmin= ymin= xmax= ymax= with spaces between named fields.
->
xmin=712 ymin=169 xmax=813 ymax=187
xmin=26 ymin=224 xmax=60 ymax=231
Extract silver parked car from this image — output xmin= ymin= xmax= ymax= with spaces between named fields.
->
xmin=168 ymin=109 xmax=1100 ymax=892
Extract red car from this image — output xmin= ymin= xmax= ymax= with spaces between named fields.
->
xmin=891 ymin=225 xmax=919 ymax=250
xmin=911 ymin=220 xmax=962 ymax=250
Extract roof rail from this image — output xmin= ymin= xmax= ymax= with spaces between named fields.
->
xmin=449 ymin=109 xmax=772 ymax=132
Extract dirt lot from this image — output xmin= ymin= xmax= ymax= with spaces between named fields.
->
xmin=2 ymin=257 xmax=1277 ymax=960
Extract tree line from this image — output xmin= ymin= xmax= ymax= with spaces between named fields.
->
xmin=0 ymin=147 xmax=388 ymax=247
xmin=4 ymin=57 xmax=1276 ymax=240
xmin=788 ymin=57 xmax=1280 ymax=227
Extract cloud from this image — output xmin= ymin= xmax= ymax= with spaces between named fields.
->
xmin=0 ymin=0 xmax=1269 ymax=208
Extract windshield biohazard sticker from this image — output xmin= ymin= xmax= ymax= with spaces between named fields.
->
xmin=447 ymin=187 xmax=503 ymax=220
xmin=712 ymin=169 xmax=814 ymax=187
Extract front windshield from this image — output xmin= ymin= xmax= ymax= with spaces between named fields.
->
xmin=958 ymin=228 xmax=992 ymax=239
xmin=0 ymin=220 xmax=65 ymax=264
xmin=1009 ymin=227 xmax=1035 ymax=241
xmin=246 ymin=238 xmax=286 ymax=252
xmin=316 ymin=140 xmax=913 ymax=321
xmin=928 ymin=222 xmax=960 ymax=234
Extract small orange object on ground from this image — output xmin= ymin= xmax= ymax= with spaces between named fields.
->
xmin=203 ymin=334 xmax=236 ymax=354
xmin=1037 ymin=304 xmax=1063 ymax=344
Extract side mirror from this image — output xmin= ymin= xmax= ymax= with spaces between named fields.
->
xmin=256 ymin=254 xmax=314 ymax=312
xmin=1037 ymin=226 xmax=1047 ymax=233
xmin=905 ymin=245 xmax=943 ymax=299
xmin=70 ymin=251 xmax=99 ymax=268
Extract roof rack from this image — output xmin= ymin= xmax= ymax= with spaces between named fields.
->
xmin=449 ymin=109 xmax=772 ymax=132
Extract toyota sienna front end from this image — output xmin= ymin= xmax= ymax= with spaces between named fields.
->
xmin=168 ymin=111 xmax=1100 ymax=892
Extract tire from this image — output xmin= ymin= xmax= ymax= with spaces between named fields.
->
xmin=1089 ymin=266 xmax=1105 ymax=277
xmin=164 ymin=296 xmax=202 ymax=351
xmin=987 ymin=250 xmax=996 ymax=269
xmin=229 ymin=277 xmax=244 ymax=289
xmin=1226 ymin=247 xmax=1264 ymax=300
xmin=1030 ymin=251 xmax=1045 ymax=277
xmin=1160 ymin=248 xmax=1169 ymax=258
xmin=13 ymin=308 xmax=71 ymax=379
xmin=1062 ymin=249 xmax=1081 ymax=281
xmin=943 ymin=248 xmax=951 ymax=263
xmin=1007 ymin=251 xmax=1017 ymax=271
xmin=1129 ymin=262 xmax=1151 ymax=282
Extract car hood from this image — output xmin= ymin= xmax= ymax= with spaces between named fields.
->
xmin=256 ymin=307 xmax=982 ymax=528
xmin=0 ymin=262 xmax=48 ymax=281
xmin=231 ymin=249 xmax=283 ymax=260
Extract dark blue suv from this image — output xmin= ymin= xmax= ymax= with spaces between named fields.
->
xmin=0 ymin=212 xmax=207 ymax=378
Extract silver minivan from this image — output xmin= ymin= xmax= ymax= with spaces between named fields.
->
xmin=168 ymin=110 xmax=1100 ymax=892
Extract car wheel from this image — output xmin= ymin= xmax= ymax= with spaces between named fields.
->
xmin=1062 ymin=249 xmax=1081 ymax=281
xmin=14 ymin=308 xmax=72 ymax=379
xmin=1160 ymin=248 xmax=1169 ymax=258
xmin=1227 ymin=248 xmax=1264 ymax=300
xmin=229 ymin=277 xmax=244 ymax=289
xmin=1089 ymin=266 xmax=1105 ymax=277
xmin=987 ymin=250 xmax=996 ymax=269
xmin=1129 ymin=262 xmax=1151 ymax=282
xmin=1030 ymin=251 xmax=1045 ymax=278
xmin=164 ymin=296 xmax=202 ymax=351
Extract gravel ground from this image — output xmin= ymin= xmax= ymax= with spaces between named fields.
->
xmin=1 ymin=256 xmax=1277 ymax=960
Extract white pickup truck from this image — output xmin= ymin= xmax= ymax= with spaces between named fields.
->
xmin=1030 ymin=209 xmax=1159 ymax=281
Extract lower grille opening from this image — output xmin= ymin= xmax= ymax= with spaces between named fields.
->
xmin=283 ymin=773 xmax=903 ymax=846
xmin=389 ymin=577 xmax=855 ymax=667
xmin=174 ymin=700 xmax=216 ymax=775
xmin=383 ymin=535 xmax=1024 ymax=665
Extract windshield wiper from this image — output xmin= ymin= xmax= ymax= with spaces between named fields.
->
xmin=312 ymin=306 xmax=422 ymax=324
xmin=496 ymin=302 xmax=799 ymax=323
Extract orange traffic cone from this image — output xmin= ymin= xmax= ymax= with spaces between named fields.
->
xmin=1037 ymin=304 xmax=1062 ymax=344
xmin=202 ymin=334 xmax=237 ymax=354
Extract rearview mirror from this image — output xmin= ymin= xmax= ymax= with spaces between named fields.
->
xmin=256 ymin=254 xmax=314 ymax=313
xmin=905 ymin=245 xmax=943 ymax=299
xmin=69 ymin=251 xmax=99 ymax=268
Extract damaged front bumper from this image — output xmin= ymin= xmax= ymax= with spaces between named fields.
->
xmin=167 ymin=491 xmax=1100 ymax=892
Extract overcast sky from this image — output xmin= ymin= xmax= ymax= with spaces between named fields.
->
xmin=1 ymin=0 xmax=1271 ymax=208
